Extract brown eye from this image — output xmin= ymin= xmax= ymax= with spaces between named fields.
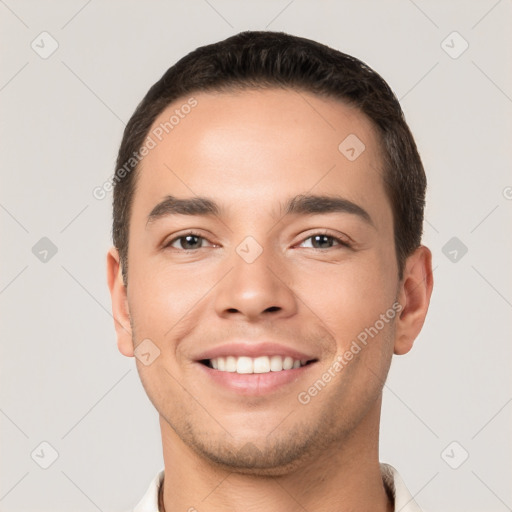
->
xmin=299 ymin=233 xmax=350 ymax=249
xmin=311 ymin=234 xmax=335 ymax=249
xmin=166 ymin=232 xmax=211 ymax=250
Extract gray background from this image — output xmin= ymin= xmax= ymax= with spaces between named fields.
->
xmin=1 ymin=1 xmax=511 ymax=511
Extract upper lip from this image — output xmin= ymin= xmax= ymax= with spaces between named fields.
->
xmin=194 ymin=342 xmax=317 ymax=362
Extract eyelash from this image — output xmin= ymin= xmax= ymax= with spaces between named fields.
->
xmin=163 ymin=230 xmax=352 ymax=251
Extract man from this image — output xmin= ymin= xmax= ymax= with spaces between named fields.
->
xmin=107 ymin=31 xmax=433 ymax=512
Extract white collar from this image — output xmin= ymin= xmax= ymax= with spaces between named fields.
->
xmin=380 ymin=463 xmax=423 ymax=512
xmin=132 ymin=462 xmax=422 ymax=512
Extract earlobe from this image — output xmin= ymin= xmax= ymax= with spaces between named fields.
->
xmin=394 ymin=245 xmax=434 ymax=355
xmin=106 ymin=247 xmax=134 ymax=357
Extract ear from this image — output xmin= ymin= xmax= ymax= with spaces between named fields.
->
xmin=106 ymin=247 xmax=134 ymax=357
xmin=394 ymin=245 xmax=433 ymax=355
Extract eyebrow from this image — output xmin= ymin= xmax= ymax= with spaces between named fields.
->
xmin=146 ymin=193 xmax=374 ymax=227
xmin=147 ymin=196 xmax=221 ymax=224
xmin=284 ymin=194 xmax=373 ymax=226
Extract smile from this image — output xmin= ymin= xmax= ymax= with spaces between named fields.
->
xmin=202 ymin=355 xmax=314 ymax=374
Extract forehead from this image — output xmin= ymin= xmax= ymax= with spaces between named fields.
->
xmin=132 ymin=88 xmax=391 ymax=228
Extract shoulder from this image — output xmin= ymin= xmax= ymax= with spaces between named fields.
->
xmin=121 ymin=469 xmax=164 ymax=512
xmin=380 ymin=462 xmax=423 ymax=512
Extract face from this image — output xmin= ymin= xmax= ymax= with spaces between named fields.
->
xmin=108 ymin=88 xmax=429 ymax=475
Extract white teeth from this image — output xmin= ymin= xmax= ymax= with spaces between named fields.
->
xmin=253 ymin=356 xmax=270 ymax=373
xmin=208 ymin=355 xmax=308 ymax=374
xmin=269 ymin=355 xmax=283 ymax=371
xmin=225 ymin=356 xmax=237 ymax=372
xmin=283 ymin=356 xmax=294 ymax=370
xmin=236 ymin=356 xmax=253 ymax=374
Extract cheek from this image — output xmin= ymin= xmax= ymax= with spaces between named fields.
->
xmin=294 ymin=253 xmax=397 ymax=344
xmin=127 ymin=261 xmax=216 ymax=342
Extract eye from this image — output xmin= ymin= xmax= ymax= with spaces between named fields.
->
xmin=298 ymin=233 xmax=351 ymax=250
xmin=165 ymin=232 xmax=213 ymax=251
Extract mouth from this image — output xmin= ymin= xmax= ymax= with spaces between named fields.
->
xmin=193 ymin=341 xmax=319 ymax=395
xmin=196 ymin=356 xmax=319 ymax=396
xmin=199 ymin=355 xmax=317 ymax=374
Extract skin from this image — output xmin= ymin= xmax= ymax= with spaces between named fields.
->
xmin=107 ymin=88 xmax=433 ymax=512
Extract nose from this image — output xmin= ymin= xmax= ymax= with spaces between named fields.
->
xmin=214 ymin=244 xmax=298 ymax=322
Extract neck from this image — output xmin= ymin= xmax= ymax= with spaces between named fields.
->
xmin=159 ymin=400 xmax=393 ymax=512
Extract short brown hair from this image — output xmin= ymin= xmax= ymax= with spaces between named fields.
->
xmin=113 ymin=31 xmax=426 ymax=283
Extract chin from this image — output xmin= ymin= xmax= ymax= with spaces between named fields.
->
xmin=187 ymin=432 xmax=319 ymax=476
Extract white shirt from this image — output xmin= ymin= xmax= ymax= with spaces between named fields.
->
xmin=129 ymin=463 xmax=422 ymax=512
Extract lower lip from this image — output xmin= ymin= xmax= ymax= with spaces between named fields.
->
xmin=196 ymin=362 xmax=316 ymax=396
